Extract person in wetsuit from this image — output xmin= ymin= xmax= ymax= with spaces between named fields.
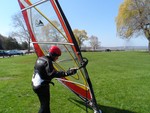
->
xmin=32 ymin=46 xmax=77 ymax=113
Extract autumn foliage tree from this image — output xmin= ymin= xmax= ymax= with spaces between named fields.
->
xmin=73 ymin=29 xmax=88 ymax=48
xmin=41 ymin=20 xmax=63 ymax=42
xmin=116 ymin=0 xmax=150 ymax=52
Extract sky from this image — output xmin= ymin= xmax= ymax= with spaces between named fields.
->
xmin=0 ymin=0 xmax=148 ymax=47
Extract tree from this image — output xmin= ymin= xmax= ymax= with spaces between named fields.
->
xmin=89 ymin=35 xmax=100 ymax=50
xmin=10 ymin=13 xmax=31 ymax=52
xmin=41 ymin=20 xmax=63 ymax=42
xmin=0 ymin=34 xmax=27 ymax=50
xmin=73 ymin=29 xmax=88 ymax=48
xmin=0 ymin=34 xmax=5 ymax=49
xmin=4 ymin=36 xmax=21 ymax=50
xmin=21 ymin=41 xmax=28 ymax=50
xmin=116 ymin=0 xmax=150 ymax=52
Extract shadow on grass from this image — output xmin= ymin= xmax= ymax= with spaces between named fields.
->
xmin=68 ymin=98 xmax=135 ymax=113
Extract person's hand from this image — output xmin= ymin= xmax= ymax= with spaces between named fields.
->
xmin=66 ymin=68 xmax=77 ymax=76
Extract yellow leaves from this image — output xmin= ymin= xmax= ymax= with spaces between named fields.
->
xmin=116 ymin=0 xmax=147 ymax=38
xmin=125 ymin=28 xmax=133 ymax=37
xmin=116 ymin=0 xmax=135 ymax=26
xmin=73 ymin=29 xmax=88 ymax=47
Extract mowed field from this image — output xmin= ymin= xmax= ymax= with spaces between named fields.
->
xmin=0 ymin=51 xmax=150 ymax=113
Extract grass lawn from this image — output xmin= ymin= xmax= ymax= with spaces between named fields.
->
xmin=0 ymin=51 xmax=150 ymax=113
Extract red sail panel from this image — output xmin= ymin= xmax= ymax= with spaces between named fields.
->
xmin=61 ymin=79 xmax=92 ymax=100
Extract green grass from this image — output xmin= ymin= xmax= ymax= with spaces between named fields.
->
xmin=0 ymin=51 xmax=150 ymax=113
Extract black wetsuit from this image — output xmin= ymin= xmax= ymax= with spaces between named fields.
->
xmin=32 ymin=56 xmax=68 ymax=113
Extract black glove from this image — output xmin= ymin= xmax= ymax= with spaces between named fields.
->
xmin=65 ymin=68 xmax=77 ymax=76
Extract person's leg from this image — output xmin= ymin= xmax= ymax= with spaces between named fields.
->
xmin=34 ymin=86 xmax=50 ymax=113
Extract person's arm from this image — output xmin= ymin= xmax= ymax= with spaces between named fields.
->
xmin=45 ymin=57 xmax=77 ymax=79
xmin=51 ymin=68 xmax=77 ymax=78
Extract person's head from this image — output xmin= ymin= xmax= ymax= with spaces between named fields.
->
xmin=49 ymin=46 xmax=61 ymax=61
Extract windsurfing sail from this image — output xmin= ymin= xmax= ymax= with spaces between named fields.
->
xmin=18 ymin=0 xmax=101 ymax=112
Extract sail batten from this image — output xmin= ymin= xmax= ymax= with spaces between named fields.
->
xmin=32 ymin=41 xmax=74 ymax=45
xmin=21 ymin=0 xmax=48 ymax=11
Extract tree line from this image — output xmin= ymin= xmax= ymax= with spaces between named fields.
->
xmin=0 ymin=34 xmax=28 ymax=50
